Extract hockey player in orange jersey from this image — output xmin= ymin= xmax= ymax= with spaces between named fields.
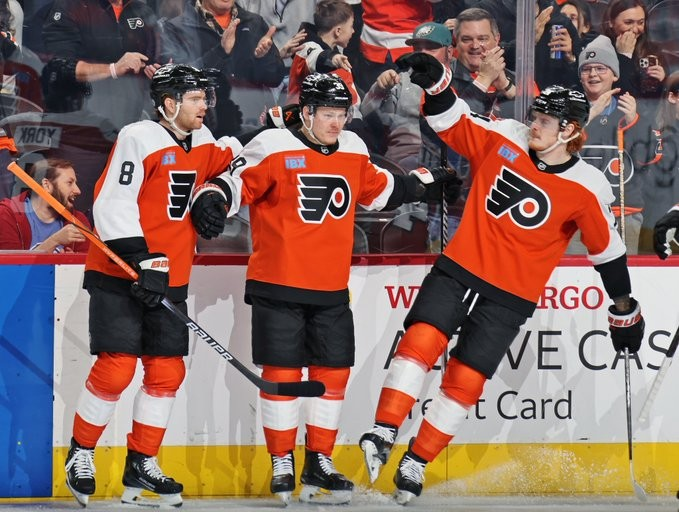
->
xmin=358 ymin=52 xmax=646 ymax=504
xmin=63 ymin=64 xmax=245 ymax=508
xmin=189 ymin=72 xmax=460 ymax=505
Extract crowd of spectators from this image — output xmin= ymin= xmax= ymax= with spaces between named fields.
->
xmin=0 ymin=0 xmax=677 ymax=255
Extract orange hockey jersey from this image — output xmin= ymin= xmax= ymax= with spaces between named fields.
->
xmin=221 ymin=128 xmax=394 ymax=304
xmin=425 ymin=95 xmax=626 ymax=315
xmin=85 ymin=121 xmax=242 ymax=299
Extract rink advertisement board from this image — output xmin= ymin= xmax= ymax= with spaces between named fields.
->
xmin=3 ymin=256 xmax=679 ymax=498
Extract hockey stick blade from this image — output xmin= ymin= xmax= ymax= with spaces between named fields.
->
xmin=7 ymin=162 xmax=325 ymax=398
xmin=162 ymin=298 xmax=324 ymax=397
xmin=623 ymin=348 xmax=647 ymax=502
xmin=638 ymin=323 xmax=679 ymax=424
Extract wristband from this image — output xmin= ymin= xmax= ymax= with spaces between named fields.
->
xmin=425 ymin=64 xmax=453 ymax=96
xmin=110 ymin=62 xmax=118 ymax=79
xmin=608 ymin=299 xmax=642 ymax=327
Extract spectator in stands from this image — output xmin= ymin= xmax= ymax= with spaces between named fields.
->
xmin=561 ymin=0 xmax=597 ymax=48
xmin=287 ymin=0 xmax=368 ymax=137
xmin=360 ymin=22 xmax=463 ymax=252
xmin=0 ymin=57 xmax=118 ymax=224
xmin=42 ymin=0 xmax=162 ymax=130
xmin=471 ymin=0 xmax=519 ymax=69
xmin=573 ymin=35 xmax=653 ymax=254
xmin=353 ymin=0 xmax=435 ymax=93
xmin=450 ymin=8 xmax=517 ymax=120
xmin=0 ymin=157 xmax=90 ymax=252
xmin=534 ymin=2 xmax=582 ymax=90
xmin=287 ymin=0 xmax=355 ymax=105
xmin=600 ymin=0 xmax=667 ymax=110
xmin=640 ymin=71 xmax=679 ymax=253
xmin=160 ymin=0 xmax=287 ymax=135
xmin=0 ymin=0 xmax=43 ymax=110
xmin=239 ymin=0 xmax=314 ymax=67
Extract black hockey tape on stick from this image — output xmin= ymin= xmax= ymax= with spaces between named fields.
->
xmin=7 ymin=162 xmax=325 ymax=398
xmin=638 ymin=323 xmax=679 ymax=424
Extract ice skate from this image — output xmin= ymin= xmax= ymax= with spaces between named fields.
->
xmin=359 ymin=423 xmax=397 ymax=483
xmin=270 ymin=452 xmax=295 ymax=505
xmin=65 ymin=437 xmax=96 ymax=507
xmin=299 ymin=449 xmax=354 ymax=505
xmin=393 ymin=450 xmax=426 ymax=505
xmin=121 ymin=450 xmax=183 ymax=508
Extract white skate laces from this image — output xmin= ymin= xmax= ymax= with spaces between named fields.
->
xmin=143 ymin=456 xmax=172 ymax=481
xmin=65 ymin=446 xmax=95 ymax=480
xmin=272 ymin=453 xmax=294 ymax=477
xmin=317 ymin=453 xmax=337 ymax=475
xmin=393 ymin=453 xmax=426 ymax=505
xmin=399 ymin=454 xmax=425 ymax=484
xmin=368 ymin=425 xmax=396 ymax=445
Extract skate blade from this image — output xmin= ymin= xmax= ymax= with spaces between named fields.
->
xmin=299 ymin=485 xmax=352 ymax=505
xmin=121 ymin=487 xmax=182 ymax=509
xmin=360 ymin=440 xmax=383 ymax=484
xmin=274 ymin=491 xmax=292 ymax=506
xmin=393 ymin=489 xmax=416 ymax=505
xmin=66 ymin=480 xmax=91 ymax=508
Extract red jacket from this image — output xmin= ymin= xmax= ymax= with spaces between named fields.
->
xmin=0 ymin=190 xmax=91 ymax=252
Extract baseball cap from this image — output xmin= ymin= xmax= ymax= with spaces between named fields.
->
xmin=405 ymin=22 xmax=452 ymax=48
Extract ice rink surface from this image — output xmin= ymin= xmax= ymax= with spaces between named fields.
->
xmin=1 ymin=489 xmax=678 ymax=512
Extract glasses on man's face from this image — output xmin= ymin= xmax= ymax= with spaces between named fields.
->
xmin=580 ymin=65 xmax=609 ymax=76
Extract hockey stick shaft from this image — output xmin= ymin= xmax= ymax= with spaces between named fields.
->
xmin=7 ymin=162 xmax=325 ymax=398
xmin=440 ymin=143 xmax=448 ymax=250
xmin=616 ymin=116 xmax=638 ymax=246
xmin=617 ymin=123 xmax=626 ymax=245
xmin=638 ymin=323 xmax=679 ymax=423
xmin=623 ymin=347 xmax=647 ymax=501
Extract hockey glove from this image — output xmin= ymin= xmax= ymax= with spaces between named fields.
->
xmin=129 ymin=253 xmax=169 ymax=308
xmin=395 ymin=52 xmax=452 ymax=95
xmin=190 ymin=181 xmax=230 ymax=240
xmin=265 ymin=104 xmax=301 ymax=129
xmin=608 ymin=298 xmax=644 ymax=354
xmin=409 ymin=166 xmax=461 ymax=202
xmin=652 ymin=206 xmax=679 ymax=259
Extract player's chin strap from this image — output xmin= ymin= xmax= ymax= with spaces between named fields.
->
xmin=301 ymin=108 xmax=325 ymax=146
xmin=158 ymin=104 xmax=191 ymax=137
xmin=538 ymin=130 xmax=581 ymax=157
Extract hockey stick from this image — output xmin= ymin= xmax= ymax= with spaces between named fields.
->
xmin=617 ymin=120 xmax=626 ymax=245
xmin=623 ymin=347 xmax=647 ymax=501
xmin=616 ymin=116 xmax=638 ymax=246
xmin=638 ymin=324 xmax=679 ymax=424
xmin=7 ymin=162 xmax=325 ymax=398
xmin=440 ymin=143 xmax=449 ymax=250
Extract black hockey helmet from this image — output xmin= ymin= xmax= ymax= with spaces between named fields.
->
xmin=150 ymin=63 xmax=219 ymax=108
xmin=531 ymin=85 xmax=590 ymax=129
xmin=299 ymin=73 xmax=352 ymax=111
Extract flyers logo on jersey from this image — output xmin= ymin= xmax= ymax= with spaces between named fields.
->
xmin=297 ymin=174 xmax=351 ymax=223
xmin=486 ymin=168 xmax=550 ymax=229
xmin=167 ymin=171 xmax=196 ymax=220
